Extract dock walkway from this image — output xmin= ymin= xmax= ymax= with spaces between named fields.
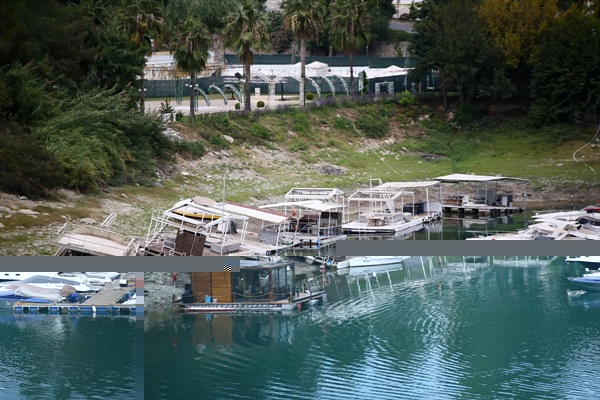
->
xmin=13 ymin=281 xmax=139 ymax=315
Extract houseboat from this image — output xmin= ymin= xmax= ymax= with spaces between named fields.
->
xmin=139 ymin=196 xmax=301 ymax=256
xmin=259 ymin=187 xmax=347 ymax=250
xmin=436 ymin=174 xmax=528 ymax=217
xmin=181 ymin=259 xmax=325 ymax=313
xmin=342 ymin=179 xmax=442 ymax=235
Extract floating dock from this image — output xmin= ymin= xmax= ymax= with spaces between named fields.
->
xmin=13 ymin=280 xmax=139 ymax=316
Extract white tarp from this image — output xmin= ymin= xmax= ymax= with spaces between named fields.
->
xmin=435 ymin=174 xmax=528 ymax=183
xmin=12 ymin=283 xmax=63 ymax=302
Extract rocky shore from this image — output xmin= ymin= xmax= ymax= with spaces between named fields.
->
xmin=144 ymin=272 xmax=191 ymax=312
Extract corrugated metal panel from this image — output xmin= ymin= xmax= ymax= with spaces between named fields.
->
xmin=435 ymin=174 xmax=528 ymax=182
xmin=220 ymin=203 xmax=289 ymax=224
xmin=376 ymin=181 xmax=441 ymax=189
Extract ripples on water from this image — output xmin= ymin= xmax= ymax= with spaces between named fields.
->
xmin=145 ymin=256 xmax=600 ymax=400
xmin=0 ymin=313 xmax=136 ymax=400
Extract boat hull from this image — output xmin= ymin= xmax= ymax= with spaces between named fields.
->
xmin=337 ymin=256 xmax=410 ymax=275
xmin=566 ymin=256 xmax=600 ymax=270
xmin=568 ymin=277 xmax=600 ymax=291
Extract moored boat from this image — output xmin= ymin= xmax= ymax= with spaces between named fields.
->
xmin=566 ymin=256 xmax=600 ymax=270
xmin=568 ymin=271 xmax=600 ymax=291
xmin=337 ymin=256 xmax=410 ymax=275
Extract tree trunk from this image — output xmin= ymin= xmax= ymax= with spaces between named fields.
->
xmin=140 ymin=74 xmax=145 ymax=113
xmin=300 ymin=38 xmax=306 ymax=107
xmin=244 ymin=63 xmax=251 ymax=111
xmin=189 ymin=72 xmax=195 ymax=120
xmin=349 ymin=53 xmax=354 ymax=97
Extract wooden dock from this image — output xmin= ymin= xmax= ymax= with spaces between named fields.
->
xmin=13 ymin=281 xmax=139 ymax=315
xmin=442 ymin=204 xmax=523 ymax=217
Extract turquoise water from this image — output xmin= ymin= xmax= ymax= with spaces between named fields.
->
xmin=0 ymin=312 xmax=136 ymax=399
xmin=145 ymin=256 xmax=600 ymax=400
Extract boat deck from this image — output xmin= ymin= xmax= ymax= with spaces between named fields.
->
xmin=343 ymin=216 xmax=428 ymax=235
xmin=178 ymin=290 xmax=326 ymax=313
xmin=13 ymin=281 xmax=139 ymax=315
xmin=442 ymin=203 xmax=523 ymax=217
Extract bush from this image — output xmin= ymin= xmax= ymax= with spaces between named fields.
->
xmin=326 ymin=93 xmax=333 ymax=98
xmin=0 ymin=123 xmax=65 ymax=198
xmin=305 ymin=92 xmax=314 ymax=101
xmin=173 ymin=141 xmax=205 ymax=159
xmin=256 ymin=100 xmax=265 ymax=108
xmin=399 ymin=90 xmax=417 ymax=106
xmin=235 ymin=102 xmax=240 ymax=110
xmin=356 ymin=113 xmax=389 ymax=138
xmin=250 ymin=123 xmax=271 ymax=139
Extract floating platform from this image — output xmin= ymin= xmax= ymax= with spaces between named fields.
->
xmin=178 ymin=290 xmax=326 ymax=314
xmin=442 ymin=204 xmax=523 ymax=217
xmin=13 ymin=280 xmax=140 ymax=316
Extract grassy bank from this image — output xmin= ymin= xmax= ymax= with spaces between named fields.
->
xmin=0 ymin=97 xmax=598 ymax=255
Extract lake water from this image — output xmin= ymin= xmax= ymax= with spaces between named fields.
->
xmin=0 ymin=312 xmax=136 ymax=399
xmin=144 ymin=256 xmax=600 ymax=400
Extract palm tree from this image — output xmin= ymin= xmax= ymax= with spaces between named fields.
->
xmin=328 ymin=0 xmax=372 ymax=96
xmin=116 ymin=0 xmax=164 ymax=112
xmin=222 ymin=0 xmax=271 ymax=111
xmin=283 ymin=0 xmax=325 ymax=107
xmin=170 ymin=17 xmax=212 ymax=120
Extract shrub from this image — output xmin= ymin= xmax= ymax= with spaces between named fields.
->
xmin=305 ymin=92 xmax=314 ymax=100
xmin=235 ymin=102 xmax=241 ymax=110
xmin=250 ymin=123 xmax=271 ymax=140
xmin=173 ymin=141 xmax=205 ymax=159
xmin=256 ymin=100 xmax=265 ymax=108
xmin=356 ymin=113 xmax=389 ymax=138
xmin=326 ymin=93 xmax=333 ymax=98
xmin=209 ymin=133 xmax=230 ymax=149
xmin=334 ymin=117 xmax=352 ymax=131
xmin=399 ymin=90 xmax=417 ymax=106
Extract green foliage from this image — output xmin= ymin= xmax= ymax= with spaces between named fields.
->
xmin=292 ymin=112 xmax=312 ymax=135
xmin=399 ymin=90 xmax=417 ymax=106
xmin=289 ymin=138 xmax=309 ymax=152
xmin=209 ymin=133 xmax=230 ymax=149
xmin=305 ymin=92 xmax=315 ymax=100
xmin=359 ymin=71 xmax=369 ymax=95
xmin=356 ymin=113 xmax=389 ymax=138
xmin=173 ymin=140 xmax=206 ymax=159
xmin=160 ymin=99 xmax=175 ymax=115
xmin=32 ymin=89 xmax=171 ymax=192
xmin=530 ymin=9 xmax=600 ymax=122
xmin=222 ymin=1 xmax=272 ymax=111
xmin=235 ymin=102 xmax=241 ymax=110
xmin=0 ymin=123 xmax=65 ymax=198
xmin=453 ymin=102 xmax=484 ymax=126
xmin=334 ymin=117 xmax=352 ymax=131
xmin=251 ymin=123 xmax=271 ymax=139
xmin=409 ymin=0 xmax=507 ymax=107
xmin=256 ymin=100 xmax=265 ymax=108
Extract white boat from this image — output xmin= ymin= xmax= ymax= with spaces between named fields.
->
xmin=342 ymin=179 xmax=442 ymax=235
xmin=337 ymin=256 xmax=410 ymax=275
xmin=0 ymin=272 xmax=59 ymax=282
xmin=566 ymin=256 xmax=600 ymax=270
xmin=0 ymin=274 xmax=98 ymax=293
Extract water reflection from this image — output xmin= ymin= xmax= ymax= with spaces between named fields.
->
xmin=145 ymin=256 xmax=600 ymax=400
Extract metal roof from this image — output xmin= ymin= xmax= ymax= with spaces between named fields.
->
xmin=220 ymin=202 xmax=289 ymax=224
xmin=376 ymin=181 xmax=441 ymax=189
xmin=284 ymin=187 xmax=344 ymax=200
xmin=435 ymin=174 xmax=529 ymax=183
xmin=260 ymin=200 xmax=344 ymax=212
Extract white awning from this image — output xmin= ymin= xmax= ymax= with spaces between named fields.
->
xmin=376 ymin=181 xmax=441 ymax=189
xmin=260 ymin=200 xmax=344 ymax=212
xmin=435 ymin=174 xmax=528 ymax=183
xmin=220 ymin=202 xmax=289 ymax=224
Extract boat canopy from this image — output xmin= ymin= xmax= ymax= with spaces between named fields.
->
xmin=435 ymin=174 xmax=529 ymax=183
xmin=375 ymin=181 xmax=441 ymax=189
xmin=284 ymin=188 xmax=344 ymax=202
xmin=219 ymin=202 xmax=289 ymax=224
xmin=260 ymin=200 xmax=344 ymax=212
